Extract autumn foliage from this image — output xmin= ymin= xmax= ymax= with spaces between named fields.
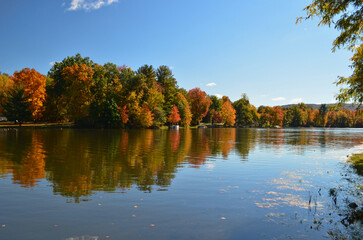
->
xmin=1 ymin=54 xmax=362 ymax=129
xmin=220 ymin=100 xmax=236 ymax=126
xmin=177 ymin=93 xmax=192 ymax=126
xmin=188 ymin=88 xmax=211 ymax=125
xmin=10 ymin=68 xmax=46 ymax=120
xmin=0 ymin=74 xmax=13 ymax=115
xmin=168 ymin=105 xmax=181 ymax=124
xmin=138 ymin=104 xmax=154 ymax=128
xmin=62 ymin=64 xmax=94 ymax=121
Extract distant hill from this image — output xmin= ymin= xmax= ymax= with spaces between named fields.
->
xmin=280 ymin=103 xmax=359 ymax=111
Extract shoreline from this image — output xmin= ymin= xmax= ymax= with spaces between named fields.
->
xmin=0 ymin=122 xmax=362 ymax=129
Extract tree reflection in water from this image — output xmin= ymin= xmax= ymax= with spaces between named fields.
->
xmin=0 ymin=128 xmax=361 ymax=203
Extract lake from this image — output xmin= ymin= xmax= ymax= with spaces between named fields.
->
xmin=0 ymin=128 xmax=362 ymax=240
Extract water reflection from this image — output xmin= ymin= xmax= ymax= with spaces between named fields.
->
xmin=0 ymin=128 xmax=361 ymax=202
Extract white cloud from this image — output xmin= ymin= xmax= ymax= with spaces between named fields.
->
xmin=49 ymin=61 xmax=55 ymax=66
xmin=290 ymin=98 xmax=303 ymax=104
xmin=214 ymin=94 xmax=223 ymax=98
xmin=169 ymin=66 xmax=174 ymax=70
xmin=68 ymin=0 xmax=118 ymax=11
xmin=206 ymin=82 xmax=216 ymax=87
xmin=272 ymin=97 xmax=285 ymax=101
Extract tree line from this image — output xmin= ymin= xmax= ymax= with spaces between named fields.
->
xmin=0 ymin=54 xmax=362 ymax=128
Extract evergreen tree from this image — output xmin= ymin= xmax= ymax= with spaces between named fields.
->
xmin=2 ymin=85 xmax=31 ymax=125
xmin=156 ymin=66 xmax=178 ymax=114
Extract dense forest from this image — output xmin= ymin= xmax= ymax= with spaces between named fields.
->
xmin=0 ymin=54 xmax=362 ymax=128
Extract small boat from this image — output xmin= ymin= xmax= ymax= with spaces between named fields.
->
xmin=170 ymin=125 xmax=179 ymax=130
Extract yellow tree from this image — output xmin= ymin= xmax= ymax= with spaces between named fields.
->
xmin=220 ymin=100 xmax=236 ymax=126
xmin=62 ymin=64 xmax=94 ymax=121
xmin=0 ymin=74 xmax=13 ymax=115
xmin=138 ymin=104 xmax=153 ymax=128
xmin=10 ymin=68 xmax=46 ymax=120
xmin=177 ymin=93 xmax=192 ymax=127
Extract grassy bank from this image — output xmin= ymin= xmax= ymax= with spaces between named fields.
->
xmin=0 ymin=122 xmax=73 ymax=129
xmin=348 ymin=153 xmax=363 ymax=176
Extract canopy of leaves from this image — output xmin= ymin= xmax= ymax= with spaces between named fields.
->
xmin=0 ymin=74 xmax=13 ymax=115
xmin=62 ymin=64 xmax=94 ymax=121
xmin=188 ymin=88 xmax=211 ymax=125
xmin=301 ymin=0 xmax=363 ymax=105
xmin=220 ymin=100 xmax=236 ymax=126
xmin=11 ymin=68 xmax=47 ymax=120
xmin=168 ymin=105 xmax=181 ymax=124
xmin=335 ymin=45 xmax=363 ymax=106
xmin=177 ymin=93 xmax=192 ymax=127
xmin=138 ymin=104 xmax=153 ymax=128
xmin=46 ymin=54 xmax=94 ymax=120
xmin=156 ymin=66 xmax=178 ymax=114
xmin=48 ymin=53 xmax=93 ymax=96
xmin=233 ymin=94 xmax=254 ymax=126
xmin=301 ymin=0 xmax=363 ymax=51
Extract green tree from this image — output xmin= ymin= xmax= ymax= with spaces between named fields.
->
xmin=152 ymin=107 xmax=167 ymax=127
xmin=137 ymin=65 xmax=157 ymax=88
xmin=283 ymin=108 xmax=294 ymax=126
xmin=156 ymin=66 xmax=178 ymax=114
xmin=233 ymin=94 xmax=253 ymax=126
xmin=318 ymin=104 xmax=328 ymax=126
xmin=2 ymin=85 xmax=31 ymax=125
xmin=290 ymin=105 xmax=307 ymax=127
xmin=336 ymin=46 xmax=363 ymax=106
xmin=90 ymin=98 xmax=121 ymax=127
xmin=89 ymin=64 xmax=123 ymax=127
xmin=204 ymin=95 xmax=222 ymax=123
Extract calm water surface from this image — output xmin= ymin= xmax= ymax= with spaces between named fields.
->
xmin=0 ymin=128 xmax=362 ymax=240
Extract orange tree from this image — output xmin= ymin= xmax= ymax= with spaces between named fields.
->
xmin=168 ymin=105 xmax=181 ymax=124
xmin=220 ymin=99 xmax=236 ymax=126
xmin=10 ymin=68 xmax=46 ymax=120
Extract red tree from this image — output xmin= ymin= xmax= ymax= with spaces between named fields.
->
xmin=271 ymin=106 xmax=284 ymax=126
xmin=188 ymin=88 xmax=211 ymax=125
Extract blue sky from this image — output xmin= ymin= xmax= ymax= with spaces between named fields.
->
xmin=0 ymin=0 xmax=353 ymax=107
